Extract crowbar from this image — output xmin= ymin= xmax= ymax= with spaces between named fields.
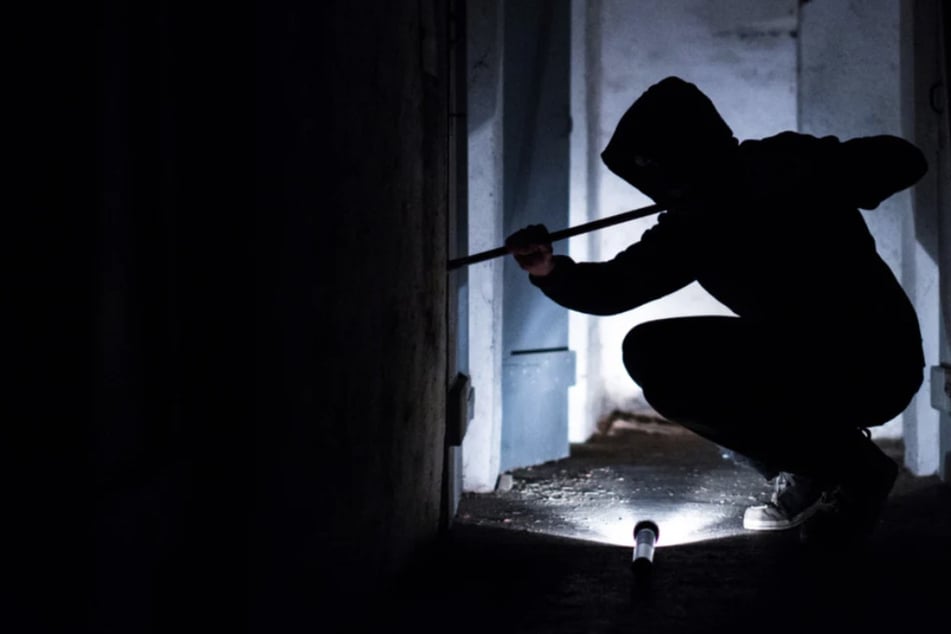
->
xmin=447 ymin=202 xmax=664 ymax=270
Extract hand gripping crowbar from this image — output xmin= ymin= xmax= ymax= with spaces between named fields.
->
xmin=447 ymin=203 xmax=664 ymax=271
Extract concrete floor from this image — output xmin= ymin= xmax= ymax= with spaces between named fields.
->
xmin=358 ymin=422 xmax=951 ymax=634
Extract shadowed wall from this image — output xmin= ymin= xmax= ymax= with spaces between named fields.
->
xmin=12 ymin=2 xmax=449 ymax=632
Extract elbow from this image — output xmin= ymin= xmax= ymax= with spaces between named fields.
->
xmin=907 ymin=142 xmax=928 ymax=186
xmin=887 ymin=136 xmax=928 ymax=187
xmin=884 ymin=136 xmax=928 ymax=188
xmin=851 ymin=136 xmax=929 ymax=209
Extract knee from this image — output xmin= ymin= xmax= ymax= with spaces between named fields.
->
xmin=622 ymin=323 xmax=661 ymax=386
xmin=623 ymin=323 xmax=683 ymax=419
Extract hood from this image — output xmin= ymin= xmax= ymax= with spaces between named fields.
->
xmin=600 ymin=76 xmax=738 ymax=204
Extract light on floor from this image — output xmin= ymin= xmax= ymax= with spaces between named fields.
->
xmin=570 ymin=502 xmax=746 ymax=547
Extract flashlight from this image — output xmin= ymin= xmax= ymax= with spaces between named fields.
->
xmin=631 ymin=520 xmax=659 ymax=575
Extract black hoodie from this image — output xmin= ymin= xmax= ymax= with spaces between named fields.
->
xmin=532 ymin=76 xmax=925 ymax=364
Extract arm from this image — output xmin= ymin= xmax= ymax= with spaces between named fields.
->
xmin=835 ymin=135 xmax=928 ymax=210
xmin=509 ymin=212 xmax=697 ymax=316
xmin=742 ymin=132 xmax=928 ymax=211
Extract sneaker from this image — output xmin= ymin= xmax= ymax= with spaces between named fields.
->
xmin=743 ymin=472 xmax=826 ymax=531
xmin=799 ymin=433 xmax=899 ymax=546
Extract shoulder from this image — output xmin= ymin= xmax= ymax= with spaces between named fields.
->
xmin=739 ymin=131 xmax=840 ymax=157
xmin=733 ymin=133 xmax=842 ymax=203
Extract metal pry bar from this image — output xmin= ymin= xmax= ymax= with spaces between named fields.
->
xmin=447 ymin=203 xmax=664 ymax=271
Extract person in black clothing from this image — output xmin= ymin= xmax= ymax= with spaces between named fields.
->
xmin=506 ymin=76 xmax=927 ymax=545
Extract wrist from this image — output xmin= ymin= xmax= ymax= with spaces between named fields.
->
xmin=529 ymin=257 xmax=556 ymax=278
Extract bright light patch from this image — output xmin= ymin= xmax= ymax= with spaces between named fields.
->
xmin=566 ymin=502 xmax=745 ymax=547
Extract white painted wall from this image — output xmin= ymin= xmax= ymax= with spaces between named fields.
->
xmin=464 ymin=0 xmax=504 ymax=492
xmin=568 ymin=0 xmax=596 ymax=442
xmin=570 ymin=0 xmax=799 ymax=435
xmin=798 ymin=0 xmax=943 ymax=474
xmin=798 ymin=0 xmax=910 ymax=441
xmin=898 ymin=0 xmax=950 ymax=476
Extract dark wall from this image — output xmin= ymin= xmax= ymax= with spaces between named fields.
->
xmin=12 ymin=2 xmax=448 ymax=632
xmin=251 ymin=2 xmax=450 ymax=630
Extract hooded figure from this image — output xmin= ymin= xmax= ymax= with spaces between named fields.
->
xmin=601 ymin=76 xmax=739 ymax=204
xmin=506 ymin=76 xmax=927 ymax=546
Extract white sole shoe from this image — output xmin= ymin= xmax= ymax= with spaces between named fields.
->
xmin=743 ymin=500 xmax=822 ymax=531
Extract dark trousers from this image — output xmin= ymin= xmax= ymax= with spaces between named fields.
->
xmin=622 ymin=316 xmax=923 ymax=482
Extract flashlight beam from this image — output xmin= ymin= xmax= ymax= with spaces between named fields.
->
xmin=447 ymin=203 xmax=665 ymax=271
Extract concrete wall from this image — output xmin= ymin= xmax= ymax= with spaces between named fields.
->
xmin=252 ymin=4 xmax=449 ymax=628
xmin=15 ymin=3 xmax=450 ymax=631
xmin=940 ymin=0 xmax=951 ymax=481
xmin=798 ymin=0 xmax=944 ymax=469
xmin=799 ymin=0 xmax=910 ymax=441
xmin=900 ymin=0 xmax=951 ymax=477
xmin=569 ymin=0 xmax=598 ymax=441
xmin=465 ymin=0 xmax=506 ymax=492
xmin=575 ymin=0 xmax=798 ymax=432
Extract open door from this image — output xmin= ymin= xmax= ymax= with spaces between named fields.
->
xmin=500 ymin=0 xmax=574 ymax=472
